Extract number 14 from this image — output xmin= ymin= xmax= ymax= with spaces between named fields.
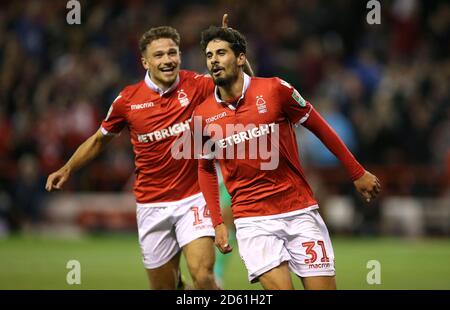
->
xmin=190 ymin=206 xmax=210 ymax=226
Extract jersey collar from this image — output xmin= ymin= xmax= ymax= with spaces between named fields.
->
xmin=214 ymin=72 xmax=251 ymax=110
xmin=144 ymin=71 xmax=180 ymax=96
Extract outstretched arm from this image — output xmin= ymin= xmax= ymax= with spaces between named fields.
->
xmin=302 ymin=108 xmax=381 ymax=202
xmin=45 ymin=129 xmax=113 ymax=191
xmin=198 ymin=158 xmax=233 ymax=254
xmin=222 ymin=13 xmax=254 ymax=77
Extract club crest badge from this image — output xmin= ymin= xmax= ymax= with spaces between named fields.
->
xmin=256 ymin=95 xmax=267 ymax=114
xmin=177 ymin=89 xmax=190 ymax=107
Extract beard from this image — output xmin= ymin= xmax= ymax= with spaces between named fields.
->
xmin=213 ymin=76 xmax=231 ymax=87
xmin=212 ymin=69 xmax=239 ymax=87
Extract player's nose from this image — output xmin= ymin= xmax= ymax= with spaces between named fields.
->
xmin=162 ymin=53 xmax=175 ymax=64
xmin=209 ymin=53 xmax=219 ymax=63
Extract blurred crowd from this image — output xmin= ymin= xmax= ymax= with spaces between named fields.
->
xmin=0 ymin=0 xmax=448 ymax=232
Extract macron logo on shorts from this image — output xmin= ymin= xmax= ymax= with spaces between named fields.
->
xmin=308 ymin=262 xmax=332 ymax=269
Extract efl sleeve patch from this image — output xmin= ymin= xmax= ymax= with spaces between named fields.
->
xmin=292 ymin=89 xmax=306 ymax=107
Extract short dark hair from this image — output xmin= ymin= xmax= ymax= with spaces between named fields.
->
xmin=200 ymin=26 xmax=247 ymax=56
xmin=139 ymin=26 xmax=181 ymax=54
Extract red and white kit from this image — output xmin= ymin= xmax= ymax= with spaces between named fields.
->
xmin=196 ymin=73 xmax=365 ymax=281
xmin=102 ymin=70 xmax=215 ymax=268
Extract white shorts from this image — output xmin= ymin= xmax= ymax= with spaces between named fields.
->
xmin=136 ymin=193 xmax=215 ymax=269
xmin=235 ymin=209 xmax=335 ymax=282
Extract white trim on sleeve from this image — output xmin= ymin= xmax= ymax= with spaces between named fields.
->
xmin=100 ymin=126 xmax=119 ymax=136
xmin=295 ymin=106 xmax=313 ymax=127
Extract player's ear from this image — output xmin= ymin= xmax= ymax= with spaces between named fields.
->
xmin=141 ymin=56 xmax=149 ymax=70
xmin=237 ymin=53 xmax=246 ymax=66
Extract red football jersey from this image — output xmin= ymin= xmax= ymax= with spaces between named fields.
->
xmin=101 ymin=70 xmax=214 ymax=203
xmin=193 ymin=74 xmax=319 ymax=219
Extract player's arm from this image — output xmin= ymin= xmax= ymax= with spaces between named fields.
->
xmin=198 ymin=158 xmax=232 ymax=254
xmin=45 ymin=129 xmax=114 ymax=191
xmin=302 ymin=108 xmax=381 ymax=202
xmin=193 ymin=107 xmax=232 ymax=253
xmin=222 ymin=13 xmax=254 ymax=77
xmin=277 ymin=78 xmax=380 ymax=202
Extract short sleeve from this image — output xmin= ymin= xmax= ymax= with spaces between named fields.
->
xmin=276 ymin=78 xmax=313 ymax=125
xmin=100 ymin=93 xmax=127 ymax=135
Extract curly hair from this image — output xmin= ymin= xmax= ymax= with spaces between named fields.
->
xmin=200 ymin=26 xmax=247 ymax=56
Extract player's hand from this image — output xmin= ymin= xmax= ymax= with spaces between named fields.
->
xmin=214 ymin=223 xmax=233 ymax=254
xmin=45 ymin=167 xmax=71 ymax=192
xmin=353 ymin=170 xmax=381 ymax=202
xmin=222 ymin=13 xmax=229 ymax=28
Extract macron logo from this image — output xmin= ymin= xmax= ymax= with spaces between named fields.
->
xmin=206 ymin=112 xmax=227 ymax=124
xmin=131 ymin=102 xmax=155 ymax=110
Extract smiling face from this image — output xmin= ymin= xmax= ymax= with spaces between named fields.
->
xmin=141 ymin=38 xmax=181 ymax=89
xmin=205 ymin=39 xmax=246 ymax=87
